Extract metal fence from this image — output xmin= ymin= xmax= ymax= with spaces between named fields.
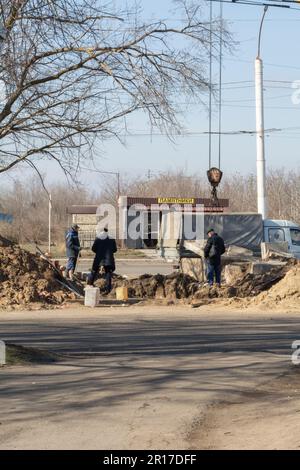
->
xmin=79 ymin=230 xmax=96 ymax=249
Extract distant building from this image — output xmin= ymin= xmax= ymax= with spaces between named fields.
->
xmin=67 ymin=205 xmax=99 ymax=248
xmin=67 ymin=196 xmax=229 ymax=249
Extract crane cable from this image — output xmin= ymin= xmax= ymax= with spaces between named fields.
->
xmin=208 ymin=1 xmax=223 ymax=170
xmin=209 ymin=1 xmax=213 ymax=169
xmin=218 ymin=1 xmax=223 ymax=170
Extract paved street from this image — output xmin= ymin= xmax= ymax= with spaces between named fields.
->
xmin=67 ymin=258 xmax=175 ymax=278
xmin=0 ymin=307 xmax=300 ymax=449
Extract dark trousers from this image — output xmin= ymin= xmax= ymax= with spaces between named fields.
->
xmin=207 ymin=262 xmax=221 ymax=286
xmin=88 ymin=265 xmax=113 ymax=292
xmin=66 ymin=256 xmax=78 ymax=272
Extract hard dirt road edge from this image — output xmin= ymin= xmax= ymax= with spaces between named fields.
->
xmin=187 ymin=366 xmax=300 ymax=450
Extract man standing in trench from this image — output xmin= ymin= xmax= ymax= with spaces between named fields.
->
xmin=87 ymin=228 xmax=117 ymax=293
xmin=204 ymin=229 xmax=226 ymax=287
xmin=65 ymin=223 xmax=81 ymax=280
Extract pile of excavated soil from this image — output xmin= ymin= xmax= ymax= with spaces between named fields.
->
xmin=95 ymin=263 xmax=293 ymax=303
xmin=0 ymin=245 xmax=75 ymax=307
xmin=96 ymin=273 xmax=200 ymax=301
xmin=253 ymin=263 xmax=300 ymax=307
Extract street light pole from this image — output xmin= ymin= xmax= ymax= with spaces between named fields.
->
xmin=81 ymin=167 xmax=121 ymax=203
xmin=48 ymin=193 xmax=52 ymax=254
xmin=255 ymin=6 xmax=269 ymax=221
xmin=80 ymin=166 xmax=121 ymax=243
xmin=116 ymin=172 xmax=120 ymax=202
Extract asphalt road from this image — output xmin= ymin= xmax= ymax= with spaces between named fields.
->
xmin=0 ymin=307 xmax=300 ymax=449
xmin=73 ymin=259 xmax=175 ymax=278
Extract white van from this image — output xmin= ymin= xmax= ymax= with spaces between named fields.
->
xmin=264 ymin=219 xmax=300 ymax=259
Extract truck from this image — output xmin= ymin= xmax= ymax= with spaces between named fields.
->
xmin=158 ymin=212 xmax=300 ymax=260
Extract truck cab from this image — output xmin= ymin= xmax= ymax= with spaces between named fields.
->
xmin=263 ymin=219 xmax=300 ymax=259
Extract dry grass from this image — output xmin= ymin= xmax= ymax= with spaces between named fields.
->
xmin=4 ymin=344 xmax=59 ymax=366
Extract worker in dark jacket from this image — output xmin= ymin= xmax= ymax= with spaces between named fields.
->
xmin=87 ymin=228 xmax=117 ymax=292
xmin=204 ymin=229 xmax=226 ymax=287
xmin=65 ymin=224 xmax=81 ymax=280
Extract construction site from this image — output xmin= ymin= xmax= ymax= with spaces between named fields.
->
xmin=1 ymin=0 xmax=300 ymax=456
xmin=1 ymin=178 xmax=300 ymax=451
xmin=0 ymin=198 xmax=300 ymax=315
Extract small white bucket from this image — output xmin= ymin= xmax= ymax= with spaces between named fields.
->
xmin=84 ymin=287 xmax=100 ymax=307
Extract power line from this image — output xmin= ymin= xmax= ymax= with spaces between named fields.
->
xmin=208 ymin=0 xmax=300 ymax=11
xmin=218 ymin=0 xmax=224 ymax=169
xmin=221 ymin=93 xmax=293 ymax=102
xmin=113 ymin=126 xmax=300 ymax=137
xmin=226 ymin=58 xmax=300 ymax=69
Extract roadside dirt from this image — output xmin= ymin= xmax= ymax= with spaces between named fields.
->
xmin=188 ymin=366 xmax=300 ymax=450
xmin=4 ymin=344 xmax=59 ymax=366
xmin=1 ymin=307 xmax=299 ymax=450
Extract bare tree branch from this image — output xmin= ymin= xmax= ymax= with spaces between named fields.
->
xmin=0 ymin=0 xmax=230 ymax=179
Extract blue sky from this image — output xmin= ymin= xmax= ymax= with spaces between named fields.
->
xmin=4 ymin=0 xmax=300 ymax=190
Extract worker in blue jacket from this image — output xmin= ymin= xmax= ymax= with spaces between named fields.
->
xmin=65 ymin=224 xmax=81 ymax=280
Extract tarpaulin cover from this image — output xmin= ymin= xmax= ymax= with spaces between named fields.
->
xmin=182 ymin=213 xmax=263 ymax=252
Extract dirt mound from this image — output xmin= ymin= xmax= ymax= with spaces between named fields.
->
xmin=255 ymin=264 xmax=300 ymax=306
xmin=0 ymin=245 xmax=74 ymax=307
xmin=95 ymin=262 xmax=297 ymax=304
xmin=96 ymin=273 xmax=200 ymax=300
xmin=95 ymin=272 xmax=251 ymax=301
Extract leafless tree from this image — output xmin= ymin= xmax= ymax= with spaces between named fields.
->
xmin=1 ymin=169 xmax=300 ymax=245
xmin=0 ymin=176 xmax=97 ymax=242
xmin=100 ymin=168 xmax=300 ymax=225
xmin=0 ymin=0 xmax=226 ymax=179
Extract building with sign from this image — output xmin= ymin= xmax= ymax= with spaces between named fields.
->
xmin=67 ymin=196 xmax=230 ymax=249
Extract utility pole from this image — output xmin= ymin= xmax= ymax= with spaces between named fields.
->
xmin=48 ymin=193 xmax=52 ymax=254
xmin=255 ymin=6 xmax=268 ymax=220
xmin=80 ymin=166 xmax=121 ymax=243
xmin=81 ymin=167 xmax=121 ymax=203
xmin=116 ymin=172 xmax=120 ymax=201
